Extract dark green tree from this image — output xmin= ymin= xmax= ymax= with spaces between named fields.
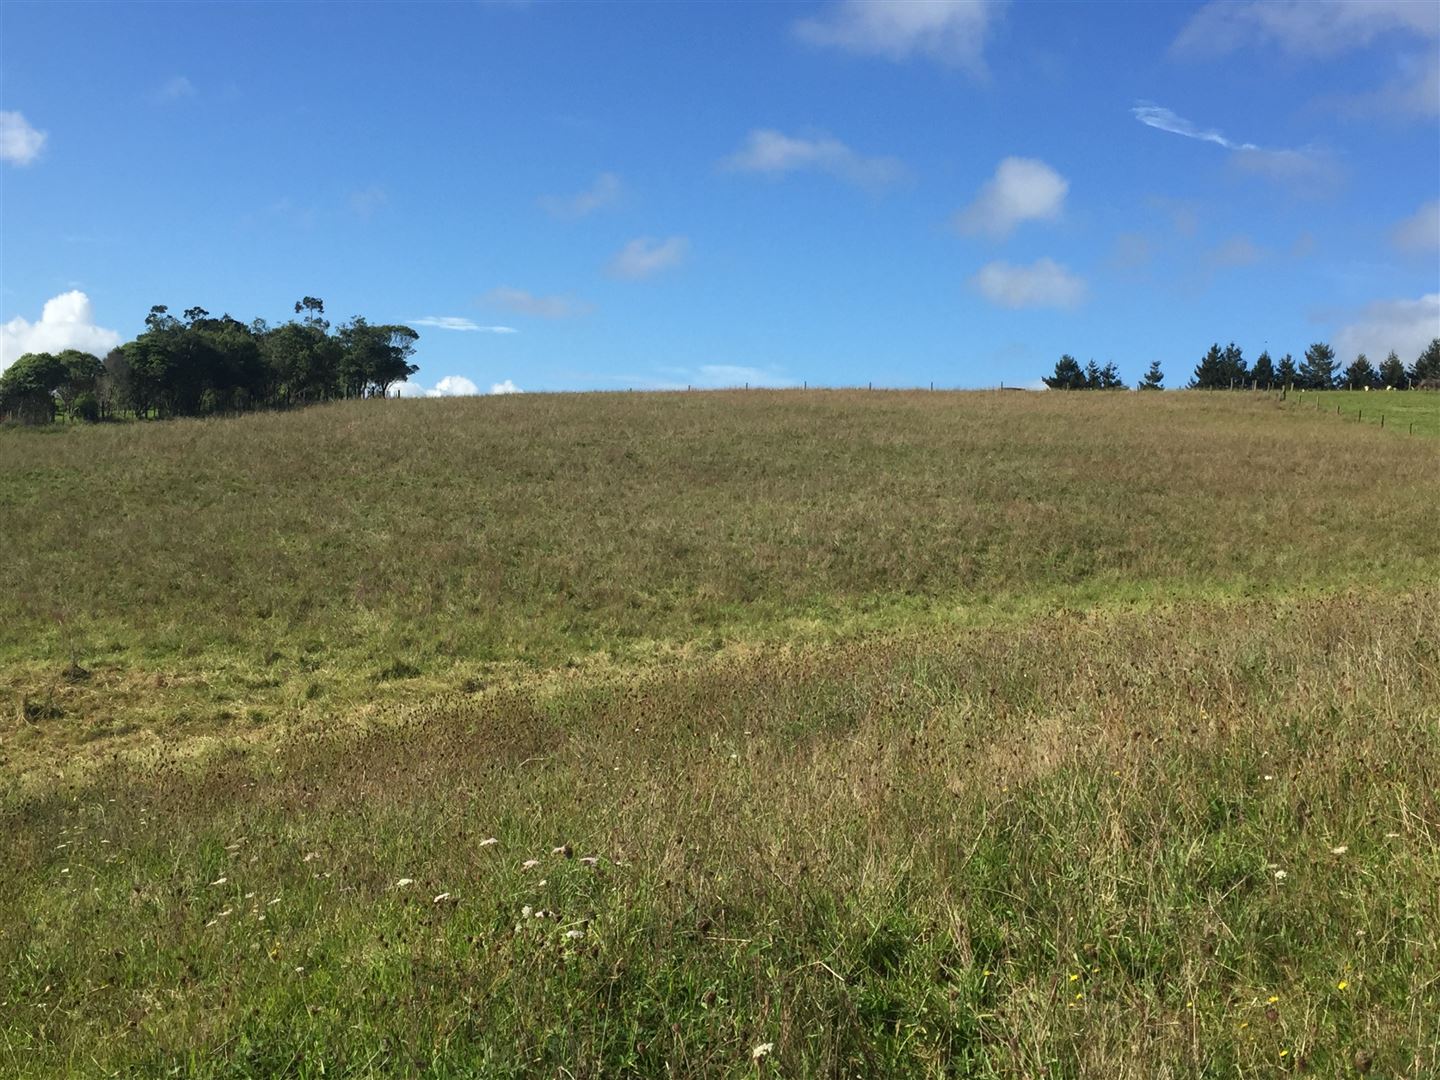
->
xmin=1191 ymin=344 xmax=1225 ymax=388
xmin=1043 ymin=354 xmax=1086 ymax=390
xmin=1251 ymin=350 xmax=1276 ymax=389
xmin=1341 ymin=354 xmax=1379 ymax=390
xmin=1414 ymin=338 xmax=1440 ymax=387
xmin=53 ymin=349 xmax=104 ymax=418
xmin=1297 ymin=342 xmax=1337 ymax=390
xmin=1276 ymin=353 xmax=1298 ymax=389
xmin=0 ymin=352 xmax=66 ymax=424
xmin=1378 ymin=351 xmax=1408 ymax=389
xmin=1138 ymin=359 xmax=1164 ymax=390
xmin=1219 ymin=342 xmax=1247 ymax=387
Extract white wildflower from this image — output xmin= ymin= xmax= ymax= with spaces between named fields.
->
xmin=752 ymin=1042 xmax=774 ymax=1060
xmin=1330 ymin=845 xmax=1348 ymax=855
xmin=479 ymin=837 xmax=499 ymax=847
xmin=521 ymin=859 xmax=541 ymax=870
xmin=433 ymin=892 xmax=452 ymax=904
xmin=1273 ymin=869 xmax=1287 ymax=881
xmin=210 ymin=877 xmax=228 ymax=886
xmin=394 ymin=877 xmax=415 ymax=888
xmin=565 ymin=929 xmax=585 ymax=940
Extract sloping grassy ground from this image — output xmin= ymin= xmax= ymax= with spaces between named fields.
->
xmin=1288 ymin=389 xmax=1440 ymax=438
xmin=2 ymin=390 xmax=1438 ymax=1076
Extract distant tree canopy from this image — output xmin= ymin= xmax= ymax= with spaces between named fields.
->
xmin=1 ymin=298 xmax=419 ymax=424
xmin=1035 ymin=338 xmax=1440 ymax=393
xmin=1042 ymin=355 xmax=1123 ymax=390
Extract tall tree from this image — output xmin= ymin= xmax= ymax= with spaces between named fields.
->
xmin=1138 ymin=359 xmax=1164 ymax=390
xmin=1378 ymin=351 xmax=1408 ymax=389
xmin=1043 ymin=355 xmax=1085 ymax=390
xmin=0 ymin=352 xmax=66 ymax=424
xmin=1219 ymin=342 xmax=1247 ymax=387
xmin=1297 ymin=342 xmax=1337 ymax=390
xmin=1341 ymin=354 xmax=1379 ymax=390
xmin=1251 ymin=350 xmax=1276 ymax=389
xmin=53 ymin=350 xmax=104 ymax=417
xmin=1276 ymin=353 xmax=1298 ymax=389
xmin=1413 ymin=338 xmax=1440 ymax=387
xmin=1191 ymin=344 xmax=1225 ymax=388
xmin=1097 ymin=361 xmax=1123 ymax=389
xmin=1084 ymin=360 xmax=1102 ymax=389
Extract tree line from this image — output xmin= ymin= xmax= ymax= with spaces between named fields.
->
xmin=1043 ymin=339 xmax=1440 ymax=392
xmin=0 ymin=298 xmax=419 ymax=425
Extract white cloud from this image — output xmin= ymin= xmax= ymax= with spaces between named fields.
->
xmin=432 ymin=375 xmax=481 ymax=396
xmin=539 ymin=172 xmax=621 ymax=218
xmin=1 ymin=291 xmax=122 ymax=372
xmin=1132 ymin=102 xmax=1333 ymax=192
xmin=1391 ymin=200 xmax=1440 ymax=253
xmin=393 ymin=374 xmax=521 ymax=397
xmin=970 ymin=258 xmax=1086 ymax=310
xmin=721 ymin=129 xmax=904 ymax=189
xmin=481 ymin=287 xmax=595 ymax=319
xmin=1352 ymin=54 xmax=1440 ymax=118
xmin=954 ymin=157 xmax=1068 ymax=238
xmin=1333 ymin=294 xmax=1440 ymax=364
xmin=410 ymin=317 xmax=518 ymax=333
xmin=1 ymin=111 xmax=46 ymax=166
xmin=607 ymin=236 xmax=689 ymax=280
xmin=1173 ymin=1 xmax=1438 ymax=57
xmin=1132 ymin=103 xmax=1253 ymax=150
xmin=794 ymin=0 xmax=1001 ymax=76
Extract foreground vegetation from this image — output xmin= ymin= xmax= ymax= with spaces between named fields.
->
xmin=3 ymin=390 xmax=1438 ymax=1075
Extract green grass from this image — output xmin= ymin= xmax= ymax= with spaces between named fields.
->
xmin=1288 ymin=388 xmax=1440 ymax=438
xmin=2 ymin=390 xmax=1438 ymax=1075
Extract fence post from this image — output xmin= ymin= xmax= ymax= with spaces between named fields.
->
xmin=1380 ymin=414 xmax=1385 ymax=429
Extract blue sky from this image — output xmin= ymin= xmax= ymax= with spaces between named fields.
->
xmin=3 ymin=0 xmax=1438 ymax=392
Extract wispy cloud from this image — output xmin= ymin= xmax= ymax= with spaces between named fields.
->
xmin=348 ymin=185 xmax=387 ymax=219
xmin=539 ymin=172 xmax=621 ymax=218
xmin=1173 ymin=1 xmax=1438 ymax=58
xmin=0 ymin=111 xmax=46 ymax=166
xmin=1391 ymin=200 xmax=1440 ymax=254
xmin=1205 ymin=235 xmax=1267 ymax=268
xmin=1131 ymin=102 xmax=1335 ymax=193
xmin=607 ymin=236 xmax=688 ymax=280
xmin=1132 ymin=103 xmax=1254 ymax=150
xmin=970 ymin=258 xmax=1086 ymax=310
xmin=794 ymin=0 xmax=1002 ymax=77
xmin=721 ymin=129 xmax=904 ymax=189
xmin=151 ymin=76 xmax=197 ymax=103
xmin=953 ymin=157 xmax=1068 ymax=238
xmin=410 ymin=316 xmax=518 ymax=333
xmin=480 ymin=287 xmax=595 ymax=319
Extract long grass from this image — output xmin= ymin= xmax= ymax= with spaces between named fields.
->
xmin=2 ymin=390 xmax=1438 ymax=1076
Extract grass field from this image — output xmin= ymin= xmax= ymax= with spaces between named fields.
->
xmin=3 ymin=389 xmax=1439 ymax=1076
xmin=1287 ymin=389 xmax=1440 ymax=439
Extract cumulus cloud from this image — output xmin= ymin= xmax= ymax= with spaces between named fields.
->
xmin=970 ymin=258 xmax=1086 ymax=310
xmin=1 ymin=291 xmax=122 ymax=372
xmin=393 ymin=375 xmax=522 ymax=397
xmin=1391 ymin=200 xmax=1440 ymax=253
xmin=1333 ymin=293 xmax=1440 ymax=364
xmin=539 ymin=172 xmax=621 ymax=218
xmin=954 ymin=157 xmax=1068 ymax=238
xmin=721 ymin=129 xmax=904 ymax=189
xmin=410 ymin=316 xmax=518 ymax=333
xmin=480 ymin=287 xmax=595 ymax=319
xmin=794 ymin=0 xmax=1001 ymax=76
xmin=1173 ymin=1 xmax=1437 ymax=57
xmin=607 ymin=236 xmax=689 ymax=280
xmin=1 ymin=111 xmax=46 ymax=166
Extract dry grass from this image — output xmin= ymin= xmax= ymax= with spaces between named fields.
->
xmin=1 ymin=390 xmax=1438 ymax=1076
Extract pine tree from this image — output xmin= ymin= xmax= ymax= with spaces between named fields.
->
xmin=1276 ymin=353 xmax=1298 ymax=389
xmin=1220 ymin=343 xmax=1247 ymax=387
xmin=1378 ymin=350 xmax=1408 ymax=389
xmin=1042 ymin=354 xmax=1086 ymax=390
xmin=1084 ymin=360 xmax=1102 ymax=389
xmin=1297 ymin=342 xmax=1337 ymax=389
xmin=1098 ymin=361 xmax=1123 ymax=389
xmin=1139 ymin=360 xmax=1164 ymax=390
xmin=1342 ymin=354 xmax=1378 ymax=390
xmin=1251 ymin=350 xmax=1276 ymax=389
xmin=1191 ymin=344 xmax=1225 ymax=388
xmin=1413 ymin=338 xmax=1440 ymax=387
